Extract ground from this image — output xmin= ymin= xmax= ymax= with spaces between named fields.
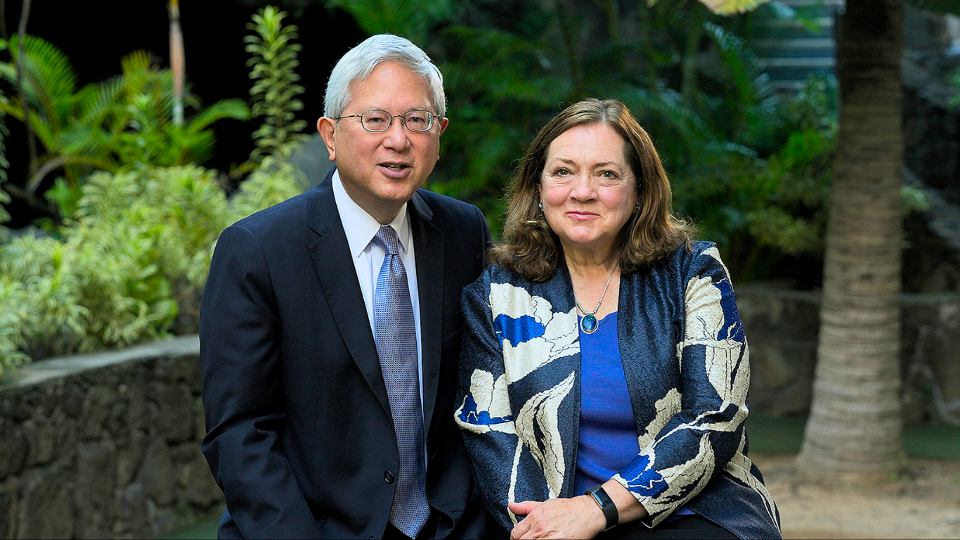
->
xmin=756 ymin=453 xmax=960 ymax=539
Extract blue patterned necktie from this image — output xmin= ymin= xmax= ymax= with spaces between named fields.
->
xmin=372 ymin=225 xmax=430 ymax=538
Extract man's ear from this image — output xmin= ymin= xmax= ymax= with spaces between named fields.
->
xmin=317 ymin=117 xmax=337 ymax=162
xmin=438 ymin=117 xmax=449 ymax=136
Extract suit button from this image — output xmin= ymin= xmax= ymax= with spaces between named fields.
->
xmin=384 ymin=471 xmax=395 ymax=483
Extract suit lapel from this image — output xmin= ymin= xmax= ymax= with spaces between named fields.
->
xmin=409 ymin=191 xmax=443 ymax=435
xmin=308 ymin=171 xmax=392 ymax=417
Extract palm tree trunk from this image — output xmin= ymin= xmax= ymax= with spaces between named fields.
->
xmin=798 ymin=0 xmax=905 ymax=479
xmin=169 ymin=0 xmax=185 ymax=127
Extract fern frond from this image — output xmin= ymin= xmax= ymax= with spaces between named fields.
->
xmin=185 ymin=99 xmax=250 ymax=134
xmin=6 ymin=35 xmax=79 ymax=128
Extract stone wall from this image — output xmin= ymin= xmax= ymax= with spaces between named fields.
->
xmin=0 ymin=336 xmax=222 ymax=539
xmin=739 ymin=286 xmax=960 ymax=426
xmin=2 ymin=290 xmax=958 ymax=538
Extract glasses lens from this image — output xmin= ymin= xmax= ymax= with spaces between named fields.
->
xmin=361 ymin=110 xmax=391 ymax=132
xmin=404 ymin=111 xmax=433 ymax=132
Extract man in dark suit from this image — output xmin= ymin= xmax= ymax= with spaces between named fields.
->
xmin=200 ymin=34 xmax=492 ymax=539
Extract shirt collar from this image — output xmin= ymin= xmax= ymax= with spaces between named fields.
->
xmin=332 ymin=170 xmax=412 ymax=258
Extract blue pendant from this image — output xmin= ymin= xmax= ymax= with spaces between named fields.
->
xmin=580 ymin=314 xmax=598 ymax=334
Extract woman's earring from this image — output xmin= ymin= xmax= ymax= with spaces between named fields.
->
xmin=538 ymin=201 xmax=543 ymax=210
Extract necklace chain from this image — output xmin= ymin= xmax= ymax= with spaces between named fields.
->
xmin=573 ymin=264 xmax=617 ymax=317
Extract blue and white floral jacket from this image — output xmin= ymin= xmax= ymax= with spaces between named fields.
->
xmin=455 ymin=241 xmax=781 ymax=539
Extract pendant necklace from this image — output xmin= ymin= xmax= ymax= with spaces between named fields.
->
xmin=573 ymin=265 xmax=617 ymax=334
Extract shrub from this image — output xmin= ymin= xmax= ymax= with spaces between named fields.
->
xmin=0 ymin=162 xmax=302 ymax=378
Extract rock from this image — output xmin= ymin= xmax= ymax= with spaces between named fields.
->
xmin=140 ymin=439 xmax=176 ymax=507
xmin=75 ymin=440 xmax=119 ymax=537
xmin=16 ymin=468 xmax=74 ymax=539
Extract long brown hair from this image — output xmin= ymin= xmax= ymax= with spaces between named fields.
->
xmin=491 ymin=98 xmax=695 ymax=281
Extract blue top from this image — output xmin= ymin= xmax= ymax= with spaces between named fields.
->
xmin=574 ymin=312 xmax=640 ymax=495
xmin=574 ymin=312 xmax=695 ymax=521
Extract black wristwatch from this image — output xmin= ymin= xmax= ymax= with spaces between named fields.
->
xmin=585 ymin=485 xmax=618 ymax=532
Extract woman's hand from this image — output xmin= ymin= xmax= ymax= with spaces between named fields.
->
xmin=508 ymin=496 xmax=606 ymax=539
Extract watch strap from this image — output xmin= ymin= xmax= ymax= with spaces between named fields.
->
xmin=585 ymin=485 xmax=618 ymax=531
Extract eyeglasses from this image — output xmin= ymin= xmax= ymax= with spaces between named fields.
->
xmin=335 ymin=109 xmax=436 ymax=133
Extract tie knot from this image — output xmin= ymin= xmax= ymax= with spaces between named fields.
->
xmin=373 ymin=226 xmax=401 ymax=255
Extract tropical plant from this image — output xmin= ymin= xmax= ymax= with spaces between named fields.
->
xmin=413 ymin=0 xmax=820 ymax=262
xmin=672 ymin=72 xmax=838 ymax=284
xmin=326 ymin=0 xmax=455 ymax=45
xmin=0 ymin=95 xmax=8 ymax=186
xmin=187 ymin=157 xmax=305 ymax=291
xmin=0 ymin=276 xmax=28 ymax=379
xmin=245 ymin=6 xmax=308 ymax=163
xmin=0 ymin=232 xmax=91 ymax=361
xmin=0 ymin=160 xmax=303 ymax=378
xmin=0 ymin=5 xmax=311 ymax=380
xmin=0 ymin=35 xmax=249 ymax=218
xmin=0 ymin=183 xmax=10 ymax=226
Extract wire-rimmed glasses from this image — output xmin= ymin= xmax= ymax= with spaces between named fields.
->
xmin=335 ymin=109 xmax=436 ymax=133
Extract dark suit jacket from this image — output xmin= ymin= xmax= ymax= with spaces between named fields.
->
xmin=200 ymin=169 xmax=493 ymax=539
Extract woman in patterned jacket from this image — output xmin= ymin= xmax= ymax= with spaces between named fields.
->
xmin=455 ymin=99 xmax=781 ymax=539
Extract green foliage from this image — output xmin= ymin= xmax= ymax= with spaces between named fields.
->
xmin=380 ymin=0 xmax=837 ymax=264
xmin=0 ymin=162 xmax=303 ymax=379
xmin=949 ymin=68 xmax=960 ymax=109
xmin=0 ymin=276 xmax=29 ymax=379
xmin=901 ymin=184 xmax=930 ymax=213
xmin=327 ymin=0 xmax=454 ymax=45
xmin=0 ymin=183 xmax=10 ymax=225
xmin=0 ymin=233 xmax=89 ymax=361
xmin=671 ymin=73 xmax=837 ymax=282
xmin=227 ymin=157 xmax=305 ymax=225
xmin=0 ymin=35 xmax=249 ymax=213
xmin=428 ymin=22 xmax=571 ymax=226
xmin=188 ymin=158 xmax=305 ymax=288
xmin=245 ymin=6 xmax=308 ymax=163
xmin=0 ymin=95 xmax=8 ymax=185
xmin=0 ymin=6 xmax=310 ymax=381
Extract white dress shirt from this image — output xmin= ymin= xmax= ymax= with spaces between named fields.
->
xmin=332 ymin=171 xmax=424 ymax=409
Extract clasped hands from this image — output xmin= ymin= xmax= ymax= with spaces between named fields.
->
xmin=508 ymin=495 xmax=607 ymax=539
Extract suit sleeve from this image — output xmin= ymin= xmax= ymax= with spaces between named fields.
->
xmin=200 ymin=224 xmax=321 ymax=539
xmin=612 ymin=245 xmax=751 ymax=527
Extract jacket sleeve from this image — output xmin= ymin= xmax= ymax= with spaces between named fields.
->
xmin=199 ymin=224 xmax=321 ymax=539
xmin=613 ymin=245 xmax=751 ymax=527
xmin=454 ymin=272 xmax=529 ymax=536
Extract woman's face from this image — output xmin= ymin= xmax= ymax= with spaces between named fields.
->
xmin=539 ymin=123 xmax=638 ymax=260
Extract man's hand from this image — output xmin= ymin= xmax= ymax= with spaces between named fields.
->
xmin=508 ymin=496 xmax=605 ymax=539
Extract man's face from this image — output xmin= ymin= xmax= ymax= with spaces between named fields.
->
xmin=318 ymin=61 xmax=448 ymax=224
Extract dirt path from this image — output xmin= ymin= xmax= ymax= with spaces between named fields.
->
xmin=754 ymin=454 xmax=960 ymax=539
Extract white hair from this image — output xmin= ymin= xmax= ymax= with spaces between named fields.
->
xmin=323 ymin=34 xmax=446 ymax=119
